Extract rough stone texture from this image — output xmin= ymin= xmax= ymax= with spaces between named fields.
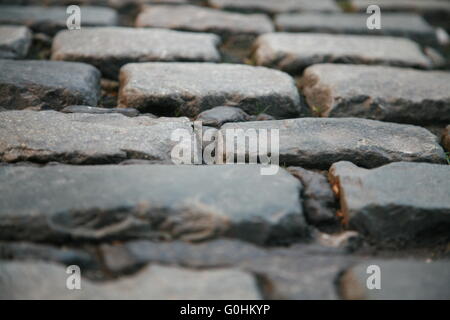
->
xmin=0 ymin=5 xmax=118 ymax=35
xmin=0 ymin=60 xmax=101 ymax=110
xmin=275 ymin=13 xmax=438 ymax=47
xmin=329 ymin=161 xmax=450 ymax=247
xmin=0 ymin=261 xmax=261 ymax=299
xmin=0 ymin=242 xmax=97 ymax=269
xmin=299 ymin=64 xmax=450 ymax=124
xmin=0 ymin=26 xmax=32 ymax=59
xmin=209 ymin=0 xmax=340 ymax=14
xmin=51 ymin=27 xmax=221 ymax=79
xmin=0 ymin=164 xmax=307 ymax=245
xmin=101 ymin=239 xmax=354 ymax=299
xmin=118 ymin=62 xmax=301 ymax=118
xmin=61 ymin=105 xmax=140 ymax=117
xmin=196 ymin=106 xmax=251 ymax=128
xmin=252 ymin=33 xmax=431 ymax=74
xmin=135 ymin=5 xmax=274 ymax=39
xmin=340 ymin=259 xmax=450 ymax=300
xmin=0 ymin=111 xmax=197 ymax=164
xmin=1 ymin=0 xmax=449 ymax=300
xmin=219 ymin=118 xmax=446 ymax=169
xmin=287 ymin=167 xmax=338 ymax=228
xmin=443 ymin=125 xmax=450 ymax=152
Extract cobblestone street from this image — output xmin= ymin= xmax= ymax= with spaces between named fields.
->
xmin=0 ymin=0 xmax=449 ymax=300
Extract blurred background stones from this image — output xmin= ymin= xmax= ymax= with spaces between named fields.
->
xmin=0 ymin=0 xmax=449 ymax=300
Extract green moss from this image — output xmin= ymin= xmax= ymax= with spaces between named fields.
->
xmin=311 ymin=105 xmax=324 ymax=116
xmin=337 ymin=0 xmax=357 ymax=12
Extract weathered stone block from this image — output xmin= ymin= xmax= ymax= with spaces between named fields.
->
xmin=0 ymin=164 xmax=307 ymax=244
xmin=0 ymin=111 xmax=197 ymax=163
xmin=252 ymin=33 xmax=432 ymax=74
xmin=0 ymin=60 xmax=100 ymax=110
xmin=219 ymin=118 xmax=446 ymax=169
xmin=52 ymin=27 xmax=221 ymax=79
xmin=135 ymin=5 xmax=274 ymax=39
xmin=329 ymin=161 xmax=450 ymax=246
xmin=299 ymin=64 xmax=450 ymax=124
xmin=118 ymin=62 xmax=301 ymax=118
